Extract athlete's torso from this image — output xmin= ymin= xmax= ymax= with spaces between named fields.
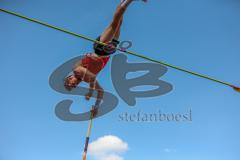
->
xmin=78 ymin=36 xmax=119 ymax=75
xmin=80 ymin=53 xmax=110 ymax=75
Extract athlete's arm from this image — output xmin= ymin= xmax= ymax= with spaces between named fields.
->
xmin=85 ymin=80 xmax=103 ymax=106
xmin=74 ymin=66 xmax=104 ymax=106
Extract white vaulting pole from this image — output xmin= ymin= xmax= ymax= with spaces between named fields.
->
xmin=82 ymin=107 xmax=95 ymax=160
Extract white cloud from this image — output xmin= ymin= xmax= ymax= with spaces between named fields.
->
xmin=88 ymin=135 xmax=128 ymax=160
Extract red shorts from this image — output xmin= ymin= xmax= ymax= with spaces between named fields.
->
xmin=79 ymin=53 xmax=110 ymax=75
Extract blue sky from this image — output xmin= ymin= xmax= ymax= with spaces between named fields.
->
xmin=0 ymin=0 xmax=240 ymax=160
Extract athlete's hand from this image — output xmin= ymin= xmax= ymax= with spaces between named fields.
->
xmin=90 ymin=106 xmax=99 ymax=117
xmin=85 ymin=92 xmax=92 ymax=100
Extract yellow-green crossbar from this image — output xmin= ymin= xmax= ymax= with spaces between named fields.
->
xmin=0 ymin=8 xmax=238 ymax=90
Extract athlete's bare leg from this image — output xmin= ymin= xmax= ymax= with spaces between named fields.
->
xmin=113 ymin=17 xmax=123 ymax=40
xmin=100 ymin=0 xmax=133 ymax=43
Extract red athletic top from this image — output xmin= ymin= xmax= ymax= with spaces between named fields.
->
xmin=80 ymin=53 xmax=110 ymax=75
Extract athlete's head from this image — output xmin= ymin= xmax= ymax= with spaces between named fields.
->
xmin=64 ymin=75 xmax=81 ymax=91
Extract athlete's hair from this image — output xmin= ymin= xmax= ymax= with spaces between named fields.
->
xmin=64 ymin=75 xmax=80 ymax=91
